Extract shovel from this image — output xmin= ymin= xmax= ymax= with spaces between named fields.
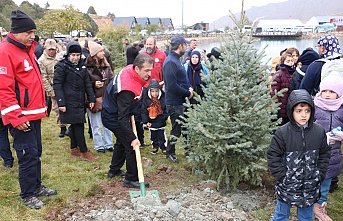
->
xmin=129 ymin=116 xmax=159 ymax=199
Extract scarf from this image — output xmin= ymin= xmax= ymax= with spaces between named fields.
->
xmin=280 ymin=63 xmax=295 ymax=75
xmin=314 ymin=94 xmax=343 ymax=111
xmin=148 ymin=96 xmax=163 ymax=119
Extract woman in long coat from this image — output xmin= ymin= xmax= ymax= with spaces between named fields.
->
xmin=53 ymin=41 xmax=99 ymax=162
xmin=85 ymin=41 xmax=114 ymax=153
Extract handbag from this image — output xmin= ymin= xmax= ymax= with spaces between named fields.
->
xmin=90 ymin=78 xmax=105 ymax=113
xmin=90 ymin=96 xmax=103 ymax=113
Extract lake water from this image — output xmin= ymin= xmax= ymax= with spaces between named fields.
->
xmin=198 ymin=37 xmax=343 ymax=64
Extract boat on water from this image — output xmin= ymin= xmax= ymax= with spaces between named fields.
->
xmin=252 ymin=31 xmax=302 ymax=39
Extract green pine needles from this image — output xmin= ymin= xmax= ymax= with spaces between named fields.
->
xmin=180 ymin=11 xmax=282 ymax=191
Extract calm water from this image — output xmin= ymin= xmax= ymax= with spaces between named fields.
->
xmin=198 ymin=37 xmax=343 ymax=64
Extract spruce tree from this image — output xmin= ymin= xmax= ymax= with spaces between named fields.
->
xmin=180 ymin=10 xmax=283 ymax=191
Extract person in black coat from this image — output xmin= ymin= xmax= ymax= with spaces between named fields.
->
xmin=289 ymin=48 xmax=320 ymax=95
xmin=126 ymin=42 xmax=140 ymax=65
xmin=141 ymin=79 xmax=168 ymax=155
xmin=53 ymin=41 xmax=99 ymax=162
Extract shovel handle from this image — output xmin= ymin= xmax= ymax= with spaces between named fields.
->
xmin=131 ymin=116 xmax=145 ymax=184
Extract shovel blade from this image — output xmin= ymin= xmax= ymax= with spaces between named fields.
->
xmin=129 ymin=190 xmax=159 ymax=199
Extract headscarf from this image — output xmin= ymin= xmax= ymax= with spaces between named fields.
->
xmin=317 ymin=35 xmax=342 ymax=59
xmin=187 ymin=50 xmax=203 ymax=88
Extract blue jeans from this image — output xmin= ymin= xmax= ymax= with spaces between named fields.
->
xmin=0 ymin=118 xmax=13 ymax=165
xmin=87 ymin=109 xmax=113 ymax=150
xmin=271 ymin=200 xmax=314 ymax=221
xmin=318 ymin=178 xmax=332 ymax=205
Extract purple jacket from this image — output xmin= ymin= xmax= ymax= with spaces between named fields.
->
xmin=314 ymin=105 xmax=343 ymax=179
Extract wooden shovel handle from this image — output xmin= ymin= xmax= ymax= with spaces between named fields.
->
xmin=131 ymin=116 xmax=144 ymax=183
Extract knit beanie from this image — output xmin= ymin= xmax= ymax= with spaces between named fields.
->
xmin=67 ymin=42 xmax=82 ymax=54
xmin=10 ymin=10 xmax=36 ymax=34
xmin=88 ymin=41 xmax=103 ymax=57
xmin=320 ymin=73 xmax=343 ymax=97
xmin=299 ymin=49 xmax=320 ymax=65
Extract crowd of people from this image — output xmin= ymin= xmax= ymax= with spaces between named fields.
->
xmin=1 ymin=10 xmax=343 ymax=221
xmin=268 ymin=34 xmax=343 ymax=221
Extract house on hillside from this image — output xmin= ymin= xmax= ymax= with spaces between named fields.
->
xmin=113 ymin=16 xmax=137 ymax=30
xmin=160 ymin=18 xmax=174 ymax=31
xmin=149 ymin=18 xmax=162 ymax=28
xmin=258 ymin=19 xmax=304 ymax=32
xmin=188 ymin=22 xmax=209 ymax=31
xmin=136 ymin=17 xmax=150 ymax=29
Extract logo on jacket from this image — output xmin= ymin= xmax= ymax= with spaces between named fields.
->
xmin=0 ymin=66 xmax=7 ymax=74
xmin=155 ymin=58 xmax=159 ymax=63
xmin=24 ymin=59 xmax=33 ymax=71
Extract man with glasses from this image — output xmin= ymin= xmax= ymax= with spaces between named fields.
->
xmin=162 ymin=35 xmax=193 ymax=163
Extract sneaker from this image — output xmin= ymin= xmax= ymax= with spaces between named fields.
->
xmin=313 ymin=202 xmax=333 ymax=221
xmin=166 ymin=154 xmax=179 ymax=163
xmin=329 ymin=182 xmax=338 ymax=193
xmin=21 ymin=196 xmax=45 ymax=209
xmin=107 ymin=170 xmax=126 ymax=178
xmin=161 ymin=149 xmax=167 ymax=155
xmin=150 ymin=148 xmax=159 ymax=155
xmin=123 ymin=179 xmax=150 ymax=189
xmin=34 ymin=185 xmax=57 ymax=197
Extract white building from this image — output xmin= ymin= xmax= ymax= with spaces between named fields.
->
xmin=257 ymin=19 xmax=304 ymax=32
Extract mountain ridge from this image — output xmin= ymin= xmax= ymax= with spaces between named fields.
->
xmin=210 ymin=0 xmax=343 ymax=29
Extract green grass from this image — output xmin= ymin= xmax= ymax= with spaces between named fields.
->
xmin=0 ymin=113 xmax=199 ymax=221
xmin=1 ymin=114 xmax=343 ymax=220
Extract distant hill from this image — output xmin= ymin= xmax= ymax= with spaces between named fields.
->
xmin=210 ymin=0 xmax=343 ymax=29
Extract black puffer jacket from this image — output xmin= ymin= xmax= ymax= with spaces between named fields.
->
xmin=267 ymin=89 xmax=331 ymax=208
xmin=53 ymin=41 xmax=95 ymax=124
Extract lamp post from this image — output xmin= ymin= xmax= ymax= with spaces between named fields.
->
xmin=182 ymin=0 xmax=184 ymax=28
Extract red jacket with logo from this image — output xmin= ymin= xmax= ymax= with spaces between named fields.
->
xmin=0 ymin=33 xmax=46 ymax=127
xmin=143 ymin=48 xmax=166 ymax=87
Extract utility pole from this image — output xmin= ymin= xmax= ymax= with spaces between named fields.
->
xmin=182 ymin=0 xmax=184 ymax=28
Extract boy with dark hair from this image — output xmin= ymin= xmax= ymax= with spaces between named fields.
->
xmin=267 ymin=89 xmax=331 ymax=220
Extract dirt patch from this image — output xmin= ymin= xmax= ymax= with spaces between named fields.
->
xmin=47 ymin=165 xmax=274 ymax=220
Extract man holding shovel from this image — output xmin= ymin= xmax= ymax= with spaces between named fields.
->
xmin=101 ymin=54 xmax=153 ymax=188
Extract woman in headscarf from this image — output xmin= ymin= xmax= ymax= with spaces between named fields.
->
xmin=184 ymin=50 xmax=209 ymax=104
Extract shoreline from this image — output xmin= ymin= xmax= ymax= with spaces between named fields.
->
xmin=156 ymin=32 xmax=343 ymax=51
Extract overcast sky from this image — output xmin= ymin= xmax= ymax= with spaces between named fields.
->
xmin=13 ymin=0 xmax=287 ymax=27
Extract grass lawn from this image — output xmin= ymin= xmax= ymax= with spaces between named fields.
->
xmin=1 ymin=113 xmax=343 ymax=220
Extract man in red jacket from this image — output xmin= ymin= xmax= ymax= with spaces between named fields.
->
xmin=143 ymin=37 xmax=166 ymax=86
xmin=0 ymin=10 xmax=56 ymax=209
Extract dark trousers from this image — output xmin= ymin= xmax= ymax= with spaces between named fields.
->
xmin=136 ymin=121 xmax=144 ymax=145
xmin=8 ymin=120 xmax=42 ymax=199
xmin=0 ymin=118 xmax=13 ymax=165
xmin=166 ymin=105 xmax=185 ymax=155
xmin=109 ymin=128 xmax=138 ymax=181
xmin=151 ymin=129 xmax=166 ymax=149
xmin=69 ymin=124 xmax=88 ymax=152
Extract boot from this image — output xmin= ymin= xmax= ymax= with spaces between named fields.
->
xmin=59 ymin=127 xmax=66 ymax=138
xmin=313 ymin=202 xmax=333 ymax=221
xmin=70 ymin=147 xmax=81 ymax=158
xmin=80 ymin=149 xmax=99 ymax=162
